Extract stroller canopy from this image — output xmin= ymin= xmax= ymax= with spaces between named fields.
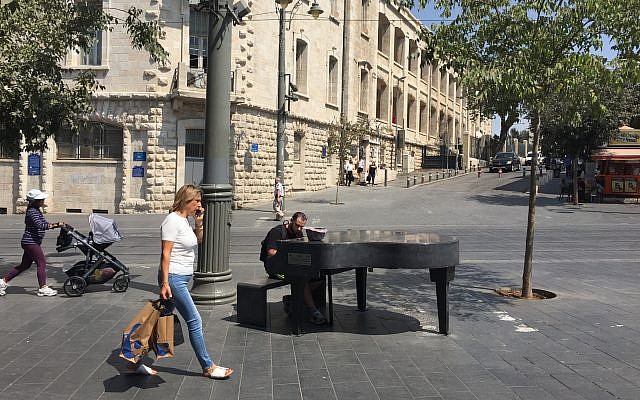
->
xmin=89 ymin=214 xmax=123 ymax=244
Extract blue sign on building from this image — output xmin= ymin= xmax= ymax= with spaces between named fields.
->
xmin=28 ymin=154 xmax=41 ymax=176
xmin=133 ymin=151 xmax=147 ymax=161
xmin=250 ymin=143 xmax=259 ymax=152
xmin=132 ymin=166 xmax=145 ymax=177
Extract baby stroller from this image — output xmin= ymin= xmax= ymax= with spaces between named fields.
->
xmin=56 ymin=214 xmax=130 ymax=297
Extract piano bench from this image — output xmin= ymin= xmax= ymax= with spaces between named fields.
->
xmin=237 ymin=277 xmax=291 ymax=328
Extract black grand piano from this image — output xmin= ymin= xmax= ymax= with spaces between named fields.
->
xmin=266 ymin=230 xmax=459 ymax=335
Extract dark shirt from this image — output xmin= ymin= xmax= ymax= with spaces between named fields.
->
xmin=260 ymin=224 xmax=299 ymax=264
xmin=21 ymin=206 xmax=50 ymax=245
xmin=368 ymin=165 xmax=377 ymax=176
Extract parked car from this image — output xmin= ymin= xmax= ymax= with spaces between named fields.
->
xmin=489 ymin=152 xmax=522 ymax=172
xmin=524 ymin=151 xmax=543 ymax=166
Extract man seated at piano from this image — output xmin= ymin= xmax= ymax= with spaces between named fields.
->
xmin=259 ymin=211 xmax=327 ymax=325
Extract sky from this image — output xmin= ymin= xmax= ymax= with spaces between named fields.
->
xmin=409 ymin=4 xmax=617 ymax=136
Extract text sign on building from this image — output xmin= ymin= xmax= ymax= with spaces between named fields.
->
xmin=250 ymin=143 xmax=259 ymax=152
xmin=27 ymin=154 xmax=41 ymax=176
xmin=132 ymin=166 xmax=145 ymax=177
xmin=133 ymin=151 xmax=147 ymax=161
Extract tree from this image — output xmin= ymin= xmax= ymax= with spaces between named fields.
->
xmin=326 ymin=117 xmax=373 ymax=203
xmin=0 ymin=0 xmax=168 ymax=157
xmin=412 ymin=0 xmax=640 ymax=298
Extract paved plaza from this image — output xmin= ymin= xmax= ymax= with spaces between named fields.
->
xmin=1 ymin=170 xmax=640 ymax=399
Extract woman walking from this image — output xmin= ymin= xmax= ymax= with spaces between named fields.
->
xmin=128 ymin=184 xmax=233 ymax=378
xmin=0 ymin=189 xmax=64 ymax=297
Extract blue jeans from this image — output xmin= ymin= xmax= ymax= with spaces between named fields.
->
xmin=164 ymin=273 xmax=213 ymax=370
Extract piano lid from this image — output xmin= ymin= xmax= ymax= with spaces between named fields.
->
xmin=284 ymin=230 xmax=457 ymax=245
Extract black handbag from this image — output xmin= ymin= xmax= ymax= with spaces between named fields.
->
xmin=173 ymin=314 xmax=185 ymax=346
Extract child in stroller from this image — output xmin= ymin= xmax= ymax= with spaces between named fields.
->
xmin=56 ymin=214 xmax=130 ymax=297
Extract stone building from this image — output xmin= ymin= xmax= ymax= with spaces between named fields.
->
xmin=0 ymin=0 xmax=491 ymax=215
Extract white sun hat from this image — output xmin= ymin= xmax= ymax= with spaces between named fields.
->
xmin=26 ymin=189 xmax=49 ymax=201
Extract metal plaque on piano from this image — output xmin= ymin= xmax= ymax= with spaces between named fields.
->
xmin=288 ymin=252 xmax=312 ymax=266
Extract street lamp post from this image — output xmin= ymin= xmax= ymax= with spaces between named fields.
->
xmin=393 ymin=76 xmax=406 ymax=171
xmin=190 ymin=0 xmax=249 ymax=305
xmin=275 ymin=0 xmax=323 ymax=189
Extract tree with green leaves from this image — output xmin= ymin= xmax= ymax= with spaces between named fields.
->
xmin=326 ymin=117 xmax=374 ymax=203
xmin=411 ymin=0 xmax=640 ymax=298
xmin=0 ymin=0 xmax=168 ymax=157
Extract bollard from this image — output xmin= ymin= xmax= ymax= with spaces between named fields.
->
xmin=413 ymin=176 xmax=417 ymax=185
xmin=448 ymin=170 xmax=452 ymax=178
xmin=384 ymin=168 xmax=388 ymax=187
xmin=429 ymin=173 xmax=432 ymax=182
xmin=498 ymin=168 xmax=503 ymax=178
xmin=421 ymin=174 xmax=425 ymax=183
xmin=523 ymin=168 xmax=526 ymax=177
xmin=406 ymin=177 xmax=411 ymax=188
xmin=464 ymin=168 xmax=467 ymax=174
xmin=436 ymin=172 xmax=439 ymax=180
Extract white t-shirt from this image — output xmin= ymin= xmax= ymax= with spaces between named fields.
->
xmin=161 ymin=212 xmax=198 ymax=275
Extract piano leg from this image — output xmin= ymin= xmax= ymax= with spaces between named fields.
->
xmin=290 ymin=278 xmax=307 ymax=335
xmin=356 ymin=267 xmax=368 ymax=311
xmin=429 ymin=266 xmax=456 ymax=335
xmin=327 ymin=274 xmax=334 ymax=325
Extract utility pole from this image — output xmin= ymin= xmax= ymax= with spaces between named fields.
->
xmin=191 ymin=0 xmax=236 ymax=305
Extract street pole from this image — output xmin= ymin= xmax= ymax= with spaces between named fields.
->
xmin=276 ymin=7 xmax=286 ymax=184
xmin=191 ymin=0 xmax=235 ymax=305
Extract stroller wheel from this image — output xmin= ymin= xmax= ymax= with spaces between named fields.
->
xmin=113 ymin=275 xmax=130 ymax=293
xmin=64 ymin=276 xmax=87 ymax=297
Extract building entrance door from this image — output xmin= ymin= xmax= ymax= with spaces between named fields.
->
xmin=184 ymin=129 xmax=204 ymax=186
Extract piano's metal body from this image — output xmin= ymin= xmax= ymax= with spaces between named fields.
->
xmin=266 ymin=230 xmax=459 ymax=335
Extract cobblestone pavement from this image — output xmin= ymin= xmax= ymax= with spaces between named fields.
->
xmin=1 ymin=170 xmax=640 ymax=399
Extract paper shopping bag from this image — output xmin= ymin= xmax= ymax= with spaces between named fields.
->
xmin=119 ymin=300 xmax=161 ymax=364
xmin=151 ymin=313 xmax=174 ymax=359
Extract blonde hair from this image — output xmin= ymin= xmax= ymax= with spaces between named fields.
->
xmin=171 ymin=184 xmax=202 ymax=212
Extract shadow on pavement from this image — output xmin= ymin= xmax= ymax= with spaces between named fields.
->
xmin=103 ymin=350 xmax=166 ymax=392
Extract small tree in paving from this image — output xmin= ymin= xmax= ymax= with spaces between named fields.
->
xmin=0 ymin=0 xmax=168 ymax=157
xmin=326 ymin=117 xmax=373 ymax=204
xmin=409 ymin=0 xmax=640 ymax=297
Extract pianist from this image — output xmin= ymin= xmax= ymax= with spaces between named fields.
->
xmin=259 ymin=212 xmax=327 ymax=325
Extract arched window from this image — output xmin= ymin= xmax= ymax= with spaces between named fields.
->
xmin=376 ymin=78 xmax=388 ymax=121
xmin=377 ymin=14 xmax=390 ymax=55
xmin=359 ymin=69 xmax=369 ymax=113
xmin=327 ymin=56 xmax=339 ymax=105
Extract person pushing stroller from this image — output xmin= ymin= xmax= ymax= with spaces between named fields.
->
xmin=0 ymin=189 xmax=64 ymax=297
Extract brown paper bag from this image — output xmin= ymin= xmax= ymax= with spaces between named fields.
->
xmin=151 ymin=313 xmax=174 ymax=359
xmin=119 ymin=300 xmax=161 ymax=364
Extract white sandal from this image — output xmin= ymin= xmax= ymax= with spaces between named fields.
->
xmin=125 ymin=363 xmax=157 ymax=376
xmin=203 ymin=365 xmax=233 ymax=379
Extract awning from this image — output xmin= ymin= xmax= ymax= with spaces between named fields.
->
xmin=591 ymin=148 xmax=640 ymax=160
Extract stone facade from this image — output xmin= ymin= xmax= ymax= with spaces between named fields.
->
xmin=0 ymin=0 xmax=492 ymax=214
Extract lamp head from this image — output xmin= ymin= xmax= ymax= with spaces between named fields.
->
xmin=308 ymin=1 xmax=324 ymax=18
xmin=275 ymin=0 xmax=292 ymax=8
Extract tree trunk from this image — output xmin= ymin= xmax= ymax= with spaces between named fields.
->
xmin=496 ymin=113 xmax=519 ymax=153
xmin=521 ymin=113 xmax=541 ymax=298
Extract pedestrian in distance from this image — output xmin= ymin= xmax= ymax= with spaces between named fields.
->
xmin=125 ymin=184 xmax=233 ymax=378
xmin=345 ymin=159 xmax=354 ymax=186
xmin=367 ymin=161 xmax=377 ymax=185
xmin=273 ymin=176 xmax=285 ymax=220
xmin=0 ymin=189 xmax=64 ymax=297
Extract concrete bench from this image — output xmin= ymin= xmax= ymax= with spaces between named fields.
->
xmin=236 ymin=276 xmax=328 ymax=329
xmin=237 ymin=277 xmax=291 ymax=328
